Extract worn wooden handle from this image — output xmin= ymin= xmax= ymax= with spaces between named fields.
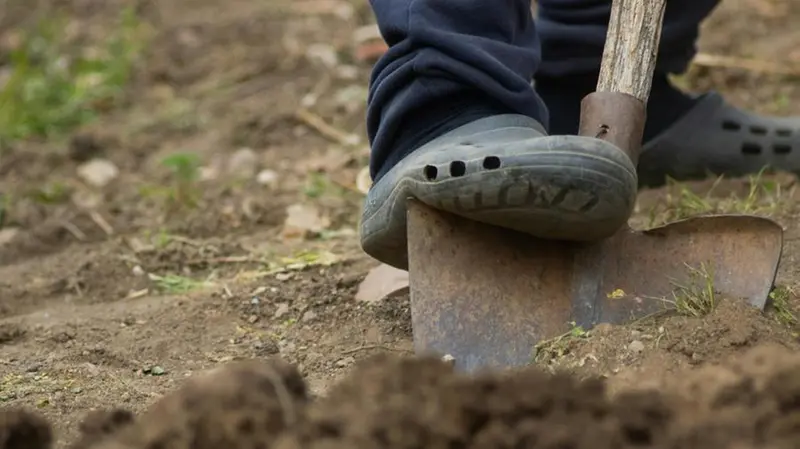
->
xmin=596 ymin=0 xmax=668 ymax=103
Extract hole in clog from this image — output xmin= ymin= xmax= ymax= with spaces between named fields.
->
xmin=450 ymin=161 xmax=466 ymax=177
xmin=483 ymin=156 xmax=501 ymax=170
xmin=424 ymin=165 xmax=438 ymax=180
xmin=750 ymin=125 xmax=768 ymax=135
xmin=774 ymin=144 xmax=792 ymax=154
xmin=741 ymin=143 xmax=762 ymax=154
xmin=777 ymin=129 xmax=793 ymax=137
xmin=722 ymin=120 xmax=741 ymax=131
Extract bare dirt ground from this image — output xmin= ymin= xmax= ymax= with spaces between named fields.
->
xmin=3 ymin=0 xmax=800 ymax=447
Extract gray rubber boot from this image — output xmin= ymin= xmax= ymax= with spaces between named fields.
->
xmin=639 ymin=92 xmax=800 ymax=187
xmin=360 ymin=114 xmax=638 ymax=270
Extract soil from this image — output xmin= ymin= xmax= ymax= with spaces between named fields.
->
xmin=2 ymin=0 xmax=800 ymax=448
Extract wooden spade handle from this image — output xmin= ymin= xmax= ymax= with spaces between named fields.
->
xmin=596 ymin=0 xmax=668 ymax=104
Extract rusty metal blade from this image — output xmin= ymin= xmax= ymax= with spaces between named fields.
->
xmin=406 ymin=201 xmax=783 ymax=372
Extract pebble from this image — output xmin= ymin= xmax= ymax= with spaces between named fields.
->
xmin=77 ymin=158 xmax=119 ymax=188
xmin=274 ymin=303 xmax=290 ymax=319
xmin=302 ymin=310 xmax=318 ymax=322
xmin=306 ymin=43 xmax=339 ymax=68
xmin=336 ymin=356 xmax=355 ymax=367
xmin=256 ymin=169 xmax=279 ymax=187
xmin=227 ymin=148 xmax=259 ymax=177
xmin=275 ymin=272 xmax=293 ymax=281
xmin=628 ymin=340 xmax=645 ymax=353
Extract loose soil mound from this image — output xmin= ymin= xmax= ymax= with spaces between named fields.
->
xmin=4 ymin=346 xmax=800 ymax=449
xmin=535 ymin=300 xmax=800 ymax=393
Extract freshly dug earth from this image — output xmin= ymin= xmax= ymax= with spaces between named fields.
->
xmin=3 ymin=0 xmax=800 ymax=448
xmin=5 ymin=346 xmax=800 ymax=449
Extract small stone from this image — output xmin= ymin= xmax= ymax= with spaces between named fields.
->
xmin=250 ymin=297 xmax=260 ymax=305
xmin=0 ymin=228 xmax=19 ymax=246
xmin=628 ymin=340 xmax=645 ymax=353
xmin=274 ymin=303 xmax=290 ymax=319
xmin=275 ymin=272 xmax=293 ymax=281
xmin=25 ymin=363 xmax=41 ymax=373
xmin=83 ymin=363 xmax=100 ymax=377
xmin=227 ymin=148 xmax=259 ymax=177
xmin=302 ymin=310 xmax=318 ymax=322
xmin=336 ymin=356 xmax=355 ymax=367
xmin=335 ymin=64 xmax=359 ymax=80
xmin=77 ymin=158 xmax=119 ymax=188
xmin=70 ymin=387 xmax=83 ymax=394
xmin=256 ymin=169 xmax=279 ymax=187
xmin=306 ymin=43 xmax=338 ymax=68
xmin=247 ymin=315 xmax=259 ymax=324
xmin=149 ymin=366 xmax=166 ymax=376
xmin=132 ymin=265 xmax=145 ymax=276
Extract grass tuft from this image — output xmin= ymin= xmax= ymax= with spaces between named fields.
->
xmin=0 ymin=7 xmax=144 ymax=147
xmin=647 ymin=168 xmax=784 ymax=227
xmin=769 ymin=286 xmax=798 ymax=327
xmin=664 ymin=262 xmax=717 ymax=318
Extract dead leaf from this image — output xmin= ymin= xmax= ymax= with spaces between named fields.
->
xmin=356 ymin=264 xmax=409 ymax=304
xmin=281 ymin=204 xmax=331 ymax=239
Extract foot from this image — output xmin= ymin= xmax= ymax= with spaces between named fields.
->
xmin=638 ymin=93 xmax=800 ymax=187
xmin=538 ymin=73 xmax=800 ymax=188
xmin=360 ymin=114 xmax=638 ymax=270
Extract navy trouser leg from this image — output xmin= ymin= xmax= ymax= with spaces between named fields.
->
xmin=536 ymin=0 xmax=721 ymax=77
xmin=367 ymin=0 xmax=548 ymax=181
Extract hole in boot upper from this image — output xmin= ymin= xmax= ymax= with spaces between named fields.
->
xmin=741 ymin=143 xmax=762 ymax=155
xmin=774 ymin=144 xmax=792 ymax=154
xmin=423 ymin=165 xmax=438 ymax=180
xmin=777 ymin=128 xmax=793 ymax=137
xmin=483 ymin=156 xmax=501 ymax=170
xmin=449 ymin=161 xmax=466 ymax=177
xmin=749 ymin=125 xmax=768 ymax=135
xmin=722 ymin=120 xmax=741 ymax=131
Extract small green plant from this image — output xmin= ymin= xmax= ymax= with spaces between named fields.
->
xmin=0 ymin=7 xmax=144 ymax=146
xmin=28 ymin=182 xmax=70 ymax=204
xmin=149 ymin=273 xmax=208 ymax=293
xmin=532 ymin=322 xmax=589 ymax=364
xmin=665 ymin=263 xmax=716 ymax=318
xmin=769 ymin=286 xmax=797 ymax=327
xmin=303 ymin=173 xmax=330 ymax=198
xmin=160 ymin=152 xmax=202 ymax=207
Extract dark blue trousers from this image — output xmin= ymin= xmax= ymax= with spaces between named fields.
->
xmin=367 ymin=0 xmax=720 ymax=180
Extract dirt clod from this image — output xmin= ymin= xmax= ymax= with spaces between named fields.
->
xmin=92 ymin=358 xmax=308 ymax=449
xmin=0 ymin=408 xmax=52 ymax=449
xmin=24 ymin=348 xmax=800 ymax=449
xmin=68 ymin=409 xmax=134 ymax=449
